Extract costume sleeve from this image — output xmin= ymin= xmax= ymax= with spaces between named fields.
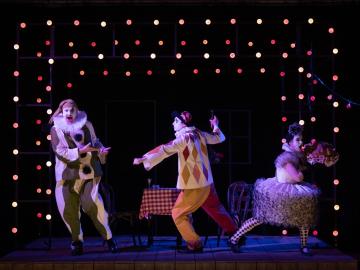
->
xmin=51 ymin=126 xmax=79 ymax=162
xmin=275 ymin=151 xmax=299 ymax=169
xmin=85 ymin=121 xmax=107 ymax=164
xmin=201 ymin=127 xmax=225 ymax=145
xmin=142 ymin=136 xmax=185 ymax=171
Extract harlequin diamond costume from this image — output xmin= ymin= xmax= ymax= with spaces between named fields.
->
xmin=49 ymin=99 xmax=117 ymax=255
xmin=134 ymin=111 xmax=237 ymax=252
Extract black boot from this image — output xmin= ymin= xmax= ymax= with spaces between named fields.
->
xmin=177 ymin=245 xmax=203 ymax=254
xmin=106 ymin=238 xmax=118 ymax=253
xmin=300 ymin=246 xmax=313 ymax=256
xmin=177 ymin=240 xmax=203 ymax=254
xmin=70 ymin=240 xmax=83 ymax=256
xmin=227 ymin=236 xmax=246 ymax=253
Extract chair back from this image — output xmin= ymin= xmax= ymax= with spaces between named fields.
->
xmin=227 ymin=181 xmax=253 ymax=226
xmin=99 ymin=181 xmax=117 ymax=216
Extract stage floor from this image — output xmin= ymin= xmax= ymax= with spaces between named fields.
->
xmin=0 ymin=235 xmax=357 ymax=270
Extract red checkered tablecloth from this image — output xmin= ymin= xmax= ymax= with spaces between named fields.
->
xmin=139 ymin=188 xmax=181 ymax=219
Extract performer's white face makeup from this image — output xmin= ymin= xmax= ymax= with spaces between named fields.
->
xmin=173 ymin=117 xmax=185 ymax=132
xmin=289 ymin=134 xmax=303 ymax=152
xmin=62 ymin=104 xmax=77 ymax=124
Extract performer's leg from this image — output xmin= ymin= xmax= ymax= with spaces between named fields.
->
xmin=299 ymin=226 xmax=309 ymax=247
xmin=229 ymin=217 xmax=263 ymax=244
xmin=80 ymin=178 xmax=112 ymax=240
xmin=80 ymin=178 xmax=118 ymax=252
xmin=201 ymin=184 xmax=237 ymax=234
xmin=55 ymin=179 xmax=83 ymax=242
xmin=171 ymin=186 xmax=210 ymax=249
xmin=299 ymin=226 xmax=313 ymax=255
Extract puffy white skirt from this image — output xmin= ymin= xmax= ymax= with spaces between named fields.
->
xmin=252 ymin=177 xmax=320 ymax=228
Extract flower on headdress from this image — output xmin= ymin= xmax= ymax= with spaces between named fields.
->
xmin=303 ymin=140 xmax=339 ymax=167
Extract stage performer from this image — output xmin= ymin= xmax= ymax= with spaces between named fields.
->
xmin=228 ymin=122 xmax=339 ymax=255
xmin=49 ymin=99 xmax=117 ymax=255
xmin=133 ymin=110 xmax=237 ymax=253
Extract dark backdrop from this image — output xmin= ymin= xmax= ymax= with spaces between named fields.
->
xmin=1 ymin=1 xmax=359 ymax=256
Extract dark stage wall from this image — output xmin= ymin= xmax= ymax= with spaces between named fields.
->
xmin=1 ymin=2 xmax=359 ymax=256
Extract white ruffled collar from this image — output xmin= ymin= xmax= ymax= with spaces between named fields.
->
xmin=53 ymin=111 xmax=87 ymax=133
xmin=175 ymin=126 xmax=196 ymax=138
xmin=282 ymin=143 xmax=293 ymax=153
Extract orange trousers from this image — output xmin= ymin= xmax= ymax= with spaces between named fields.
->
xmin=171 ymin=184 xmax=237 ymax=248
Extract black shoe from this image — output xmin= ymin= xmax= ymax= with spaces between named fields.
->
xmin=300 ymin=246 xmax=313 ymax=256
xmin=227 ymin=236 xmax=246 ymax=253
xmin=106 ymin=238 xmax=118 ymax=253
xmin=70 ymin=241 xmax=83 ymax=256
xmin=177 ymin=245 xmax=203 ymax=254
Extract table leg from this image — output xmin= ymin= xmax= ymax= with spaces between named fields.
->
xmin=147 ymin=215 xmax=154 ymax=246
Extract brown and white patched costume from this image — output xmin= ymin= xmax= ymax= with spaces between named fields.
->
xmin=51 ymin=111 xmax=112 ymax=242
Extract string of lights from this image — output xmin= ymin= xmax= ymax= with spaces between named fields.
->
xmin=313 ymin=74 xmax=360 ymax=108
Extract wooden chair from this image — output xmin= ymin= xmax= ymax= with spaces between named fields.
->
xmin=214 ymin=181 xmax=253 ymax=246
xmin=100 ymin=182 xmax=142 ymax=246
xmin=227 ymin=181 xmax=253 ymax=228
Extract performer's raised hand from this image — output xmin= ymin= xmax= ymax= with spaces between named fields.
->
xmin=133 ymin=157 xmax=146 ymax=165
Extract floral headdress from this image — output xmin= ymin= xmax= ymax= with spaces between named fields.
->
xmin=303 ymin=139 xmax=339 ymax=167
